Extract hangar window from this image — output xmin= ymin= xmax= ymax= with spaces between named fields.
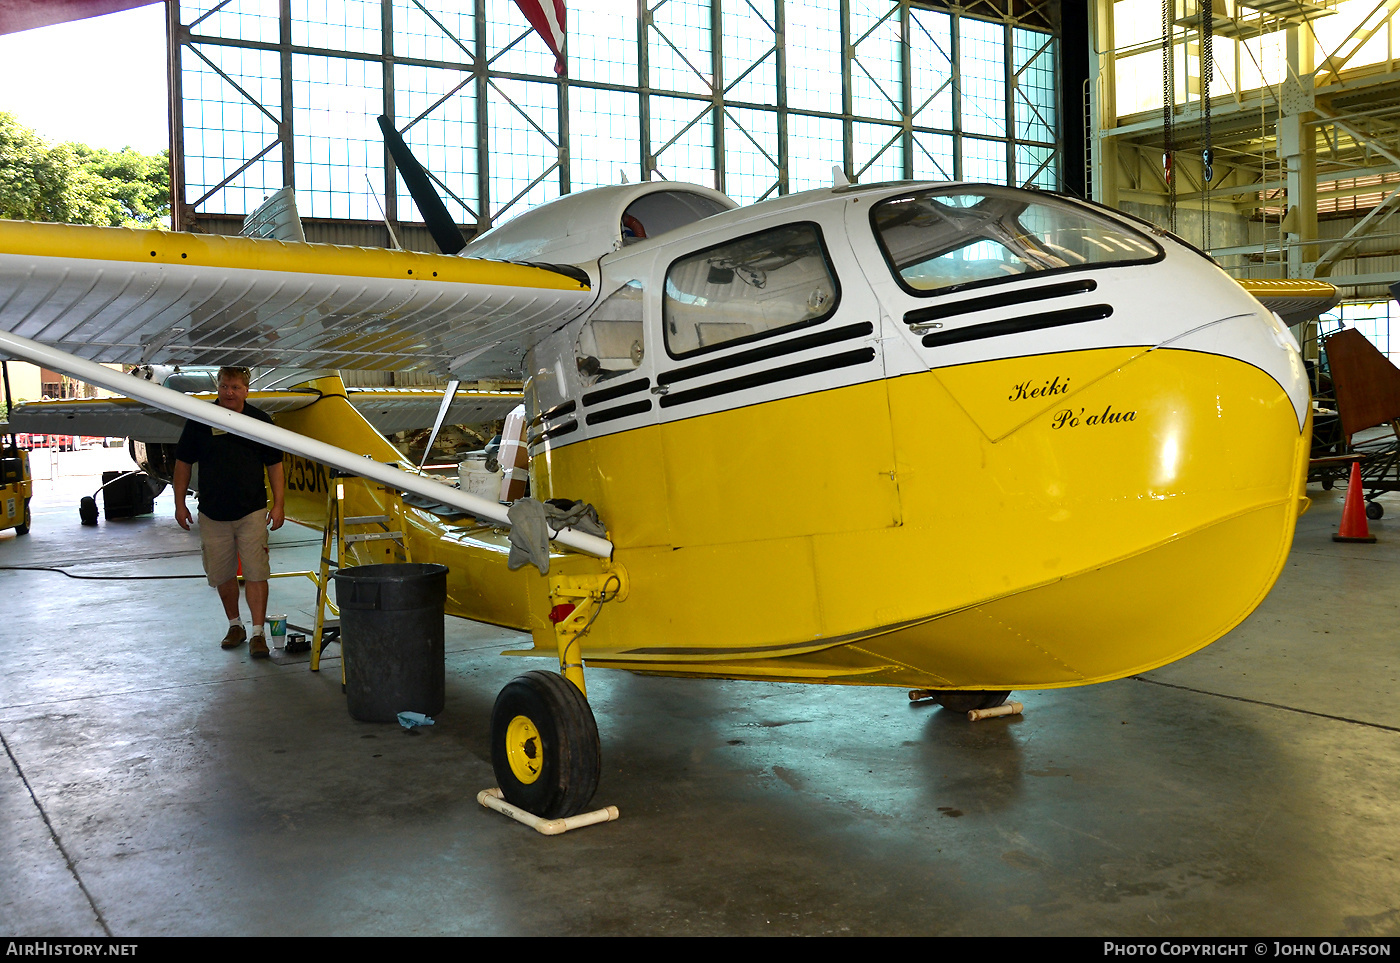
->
xmin=173 ymin=3 xmax=1063 ymax=234
xmin=872 ymin=187 xmax=1161 ymax=295
xmin=663 ymin=223 xmax=839 ymax=358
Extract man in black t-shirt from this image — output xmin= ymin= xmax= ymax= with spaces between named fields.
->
xmin=174 ymin=366 xmax=286 ymax=658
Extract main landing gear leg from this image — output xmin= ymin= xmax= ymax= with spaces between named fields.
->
xmin=489 ymin=569 xmax=627 ymax=819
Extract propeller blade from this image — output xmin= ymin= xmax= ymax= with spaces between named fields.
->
xmin=378 ymin=115 xmax=468 ymax=255
xmin=420 ymin=380 xmax=460 ymax=469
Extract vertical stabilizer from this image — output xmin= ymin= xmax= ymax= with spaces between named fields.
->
xmin=271 ymin=374 xmax=407 ymax=529
xmin=240 ymin=187 xmax=307 ymax=243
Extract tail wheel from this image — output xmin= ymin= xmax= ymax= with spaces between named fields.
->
xmin=491 ymin=670 xmax=600 ymax=819
xmin=936 ymin=690 xmax=1011 ymax=713
xmin=1367 ymin=501 xmax=1384 ymax=520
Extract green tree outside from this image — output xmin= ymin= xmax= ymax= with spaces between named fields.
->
xmin=0 ymin=112 xmax=169 ymax=228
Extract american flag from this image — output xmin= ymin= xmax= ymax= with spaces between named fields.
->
xmin=513 ymin=0 xmax=567 ymax=76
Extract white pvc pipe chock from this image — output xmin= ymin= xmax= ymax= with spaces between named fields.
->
xmin=477 ymin=787 xmax=620 ymax=835
xmin=968 ymin=701 xmax=1024 ymax=722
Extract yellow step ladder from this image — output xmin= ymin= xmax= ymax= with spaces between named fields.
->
xmin=310 ymin=473 xmax=412 ymax=673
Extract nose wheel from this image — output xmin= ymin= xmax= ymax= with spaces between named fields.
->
xmin=490 ymin=670 xmax=601 ymax=819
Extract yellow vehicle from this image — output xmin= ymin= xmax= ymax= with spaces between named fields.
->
xmin=0 ymin=177 xmax=1334 ymax=820
xmin=1 ymin=361 xmax=32 ymax=536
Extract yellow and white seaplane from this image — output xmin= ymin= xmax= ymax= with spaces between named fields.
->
xmin=0 ymin=168 xmax=1334 ymax=818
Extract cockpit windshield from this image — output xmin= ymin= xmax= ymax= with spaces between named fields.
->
xmin=871 ymin=187 xmax=1161 ymax=295
xmin=164 ymin=371 xmax=219 ymax=394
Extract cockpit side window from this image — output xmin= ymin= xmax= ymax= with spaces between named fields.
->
xmin=663 ymin=222 xmax=839 ymax=358
xmin=871 ymin=187 xmax=1161 ymax=295
xmin=577 ymin=280 xmax=645 ymax=387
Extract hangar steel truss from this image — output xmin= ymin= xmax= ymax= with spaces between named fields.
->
xmin=169 ymin=0 xmax=1063 ymax=245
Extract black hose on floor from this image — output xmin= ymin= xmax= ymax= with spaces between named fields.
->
xmin=0 ymin=566 xmax=206 ymax=580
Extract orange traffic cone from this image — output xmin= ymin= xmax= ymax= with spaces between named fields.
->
xmin=1334 ymin=461 xmax=1377 ymax=543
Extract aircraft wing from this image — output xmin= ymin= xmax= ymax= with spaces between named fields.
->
xmin=9 ymin=391 xmax=322 ymax=443
xmin=344 ymin=387 xmax=522 ymax=434
xmin=1238 ymin=278 xmax=1341 ymax=326
xmin=9 ymin=397 xmax=186 ymax=441
xmin=10 ymin=386 xmax=522 ymax=443
xmin=0 ymin=221 xmax=593 ymax=380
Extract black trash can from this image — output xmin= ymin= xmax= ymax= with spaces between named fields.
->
xmin=331 ymin=562 xmax=449 ymax=723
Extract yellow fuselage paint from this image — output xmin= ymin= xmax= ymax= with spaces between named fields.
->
xmin=265 ymin=344 xmax=1306 ymax=692
xmin=529 ymin=345 xmax=1307 ymax=690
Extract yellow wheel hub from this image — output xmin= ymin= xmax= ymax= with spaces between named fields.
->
xmin=505 ymin=714 xmax=543 ymax=784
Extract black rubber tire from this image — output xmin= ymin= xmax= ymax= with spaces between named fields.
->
xmin=1367 ymin=501 xmax=1385 ymax=520
xmin=491 ymin=670 xmax=600 ymax=819
xmin=1323 ymin=477 xmax=1335 ymax=490
xmin=936 ymin=690 xmax=1012 ymax=713
xmin=14 ymin=498 xmax=30 ymax=536
xmin=79 ymin=496 xmax=99 ymax=526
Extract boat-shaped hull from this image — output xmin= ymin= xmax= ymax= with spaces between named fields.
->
xmin=532 ymin=340 xmax=1308 ymax=690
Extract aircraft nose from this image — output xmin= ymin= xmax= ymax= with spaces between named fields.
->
xmin=1157 ymin=305 xmax=1311 ymax=434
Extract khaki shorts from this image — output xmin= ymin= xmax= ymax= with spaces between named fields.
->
xmin=199 ymin=510 xmax=271 ymax=586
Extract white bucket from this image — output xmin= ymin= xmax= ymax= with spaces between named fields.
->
xmin=458 ymin=453 xmax=503 ymax=502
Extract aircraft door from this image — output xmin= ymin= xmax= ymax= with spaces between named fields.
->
xmin=841 ymin=195 xmax=928 ymax=379
xmin=649 ymin=207 xmax=902 ymax=547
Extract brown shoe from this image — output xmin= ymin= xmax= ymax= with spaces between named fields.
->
xmin=221 ymin=625 xmax=247 ymax=649
xmin=249 ymin=633 xmax=269 ymax=659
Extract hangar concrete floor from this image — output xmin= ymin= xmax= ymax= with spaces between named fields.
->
xmin=3 ymin=449 xmax=1400 ymax=938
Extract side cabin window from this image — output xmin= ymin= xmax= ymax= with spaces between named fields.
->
xmin=576 ymin=280 xmax=645 ymax=387
xmin=871 ymin=187 xmax=1161 ymax=295
xmin=663 ymin=222 xmax=839 ymax=358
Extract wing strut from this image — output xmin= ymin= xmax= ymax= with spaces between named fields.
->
xmin=0 ymin=329 xmax=612 ymax=560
